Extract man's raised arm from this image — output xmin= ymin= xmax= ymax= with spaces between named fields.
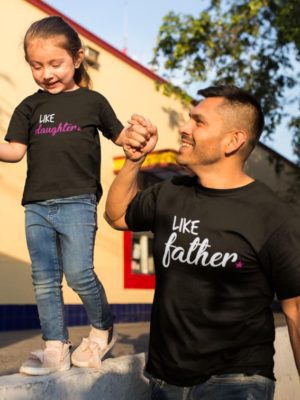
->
xmin=104 ymin=114 xmax=158 ymax=230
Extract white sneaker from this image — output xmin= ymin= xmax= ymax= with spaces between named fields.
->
xmin=71 ymin=326 xmax=117 ymax=370
xmin=19 ymin=341 xmax=71 ymax=376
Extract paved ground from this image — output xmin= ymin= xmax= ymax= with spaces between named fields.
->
xmin=0 ymin=312 xmax=286 ymax=377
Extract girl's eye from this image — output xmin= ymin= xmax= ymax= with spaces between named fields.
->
xmin=31 ymin=65 xmax=42 ymax=71
xmin=51 ymin=61 xmax=62 ymax=68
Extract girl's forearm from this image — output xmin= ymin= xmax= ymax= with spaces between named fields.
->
xmin=0 ymin=142 xmax=27 ymax=162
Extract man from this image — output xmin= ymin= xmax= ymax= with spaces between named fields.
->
xmin=105 ymin=86 xmax=300 ymax=399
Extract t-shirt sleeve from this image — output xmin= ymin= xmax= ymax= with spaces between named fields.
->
xmin=5 ymin=101 xmax=31 ymax=145
xmin=97 ymin=95 xmax=124 ymax=140
xmin=259 ymin=217 xmax=300 ymax=300
xmin=125 ymin=183 xmax=161 ymax=232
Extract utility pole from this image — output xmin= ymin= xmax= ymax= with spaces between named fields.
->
xmin=122 ymin=0 xmax=128 ymax=54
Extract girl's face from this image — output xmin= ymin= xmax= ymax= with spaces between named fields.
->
xmin=26 ymin=36 xmax=84 ymax=94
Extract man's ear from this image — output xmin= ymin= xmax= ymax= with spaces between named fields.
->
xmin=74 ymin=49 xmax=85 ymax=69
xmin=225 ymin=129 xmax=247 ymax=156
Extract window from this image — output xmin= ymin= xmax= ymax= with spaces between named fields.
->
xmin=84 ymin=45 xmax=100 ymax=69
xmin=131 ymin=232 xmax=154 ymax=275
xmin=124 ymin=231 xmax=155 ymax=289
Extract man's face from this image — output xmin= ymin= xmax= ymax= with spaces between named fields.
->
xmin=177 ymin=97 xmax=230 ymax=170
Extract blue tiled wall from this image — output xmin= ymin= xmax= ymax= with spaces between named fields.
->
xmin=0 ymin=304 xmax=152 ymax=331
xmin=0 ymin=302 xmax=281 ymax=331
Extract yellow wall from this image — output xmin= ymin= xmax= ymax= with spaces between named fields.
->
xmin=1 ymin=1 xmax=298 ymax=307
xmin=0 ymin=0 xmax=188 ymax=304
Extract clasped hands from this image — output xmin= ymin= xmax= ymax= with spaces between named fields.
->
xmin=123 ymin=114 xmax=158 ymax=162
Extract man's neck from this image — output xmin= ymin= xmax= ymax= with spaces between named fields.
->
xmin=193 ymin=164 xmax=254 ymax=190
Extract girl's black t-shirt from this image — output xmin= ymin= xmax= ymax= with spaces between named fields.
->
xmin=5 ymin=88 xmax=123 ymax=204
xmin=126 ymin=176 xmax=300 ymax=386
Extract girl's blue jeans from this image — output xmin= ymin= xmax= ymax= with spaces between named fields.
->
xmin=25 ymin=194 xmax=113 ymax=341
xmin=150 ymin=374 xmax=275 ymax=400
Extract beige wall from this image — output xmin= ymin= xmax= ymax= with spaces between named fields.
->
xmin=1 ymin=1 xmax=298 ymax=306
xmin=0 ymin=0 xmax=187 ymax=304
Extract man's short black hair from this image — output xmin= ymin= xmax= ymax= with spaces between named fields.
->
xmin=198 ymin=85 xmax=265 ymax=141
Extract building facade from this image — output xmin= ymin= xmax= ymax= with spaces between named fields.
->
xmin=0 ymin=0 xmax=299 ymax=330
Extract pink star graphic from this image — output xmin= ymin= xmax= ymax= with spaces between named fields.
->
xmin=235 ymin=261 xmax=244 ymax=269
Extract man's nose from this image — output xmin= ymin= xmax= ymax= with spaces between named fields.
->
xmin=179 ymin=120 xmax=192 ymax=135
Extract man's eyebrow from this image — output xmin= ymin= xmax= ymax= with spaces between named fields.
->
xmin=189 ymin=112 xmax=206 ymax=122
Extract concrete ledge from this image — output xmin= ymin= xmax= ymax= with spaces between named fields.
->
xmin=0 ymin=353 xmax=151 ymax=400
xmin=274 ymin=326 xmax=300 ymax=400
xmin=0 ymin=327 xmax=299 ymax=400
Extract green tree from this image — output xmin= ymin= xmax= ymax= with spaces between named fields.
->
xmin=152 ymin=0 xmax=300 ymax=162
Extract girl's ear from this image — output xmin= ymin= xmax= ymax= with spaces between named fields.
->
xmin=225 ymin=129 xmax=247 ymax=156
xmin=74 ymin=49 xmax=85 ymax=69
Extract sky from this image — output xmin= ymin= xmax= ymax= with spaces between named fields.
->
xmin=43 ymin=0 xmax=297 ymax=163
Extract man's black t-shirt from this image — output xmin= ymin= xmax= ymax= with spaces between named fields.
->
xmin=5 ymin=88 xmax=123 ymax=204
xmin=125 ymin=176 xmax=300 ymax=386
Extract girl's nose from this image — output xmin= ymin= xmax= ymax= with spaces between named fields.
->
xmin=43 ymin=67 xmax=54 ymax=80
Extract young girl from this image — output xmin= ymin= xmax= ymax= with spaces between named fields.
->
xmin=0 ymin=15 xmax=133 ymax=375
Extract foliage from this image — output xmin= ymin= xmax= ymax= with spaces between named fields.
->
xmin=152 ymin=0 xmax=300 ymax=161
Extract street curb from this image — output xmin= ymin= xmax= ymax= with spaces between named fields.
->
xmin=274 ymin=326 xmax=299 ymax=399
